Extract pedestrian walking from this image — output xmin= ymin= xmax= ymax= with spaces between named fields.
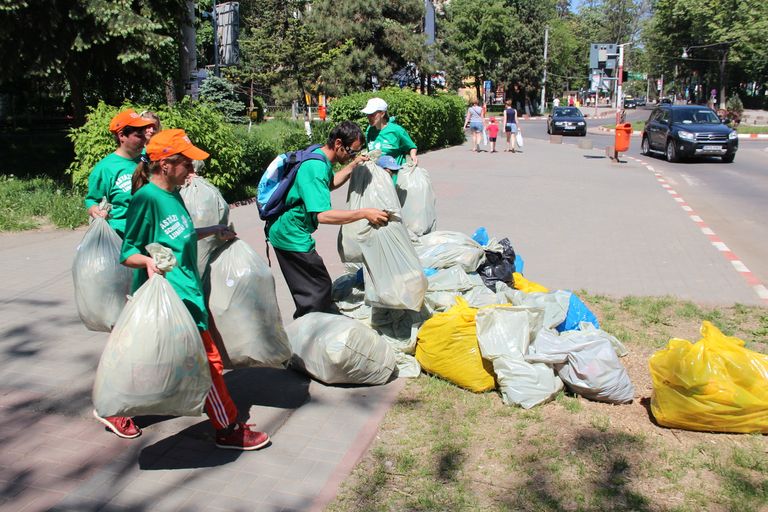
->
xmin=553 ymin=97 xmax=560 ymax=108
xmin=487 ymin=117 xmax=499 ymax=153
xmin=84 ymin=109 xmax=154 ymax=238
xmin=464 ymin=100 xmax=484 ymax=152
xmin=105 ymin=129 xmax=271 ymax=450
xmin=268 ymin=121 xmax=389 ymax=319
xmin=361 ymin=97 xmax=418 ymax=166
xmin=502 ymin=100 xmax=519 ymax=152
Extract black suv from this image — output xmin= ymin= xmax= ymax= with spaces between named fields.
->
xmin=641 ymin=105 xmax=738 ymax=163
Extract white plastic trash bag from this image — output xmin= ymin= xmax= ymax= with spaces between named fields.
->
xmin=396 ymin=163 xmax=437 ymax=236
xmin=476 ymin=307 xmax=563 ymax=408
xmin=415 ymin=231 xmax=486 ymax=272
xmin=287 ymin=313 xmax=397 ymax=385
xmin=496 ymin=283 xmax=570 ymax=329
xmin=180 ymin=176 xmax=230 ymax=275
xmin=526 ymin=329 xmax=635 ymax=404
xmin=206 ymin=238 xmax=291 ymax=368
xmin=358 ymin=211 xmax=427 ymax=311
xmin=72 ymin=202 xmax=132 ymax=332
xmin=339 ymin=157 xmax=400 ymax=263
xmin=92 ymin=244 xmax=211 ymax=417
xmin=516 ymin=131 xmax=524 ymax=148
xmin=427 ymin=266 xmax=473 ymax=292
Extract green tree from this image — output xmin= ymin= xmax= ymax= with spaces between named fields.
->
xmin=199 ymin=76 xmax=246 ymax=123
xmin=0 ymin=0 xmax=186 ymax=120
xmin=644 ymin=0 xmax=768 ymax=107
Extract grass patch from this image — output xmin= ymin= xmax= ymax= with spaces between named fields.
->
xmin=602 ymin=120 xmax=646 ymax=131
xmin=327 ymin=294 xmax=768 ymax=512
xmin=736 ymin=124 xmax=768 ymax=134
xmin=0 ymin=176 xmax=86 ymax=231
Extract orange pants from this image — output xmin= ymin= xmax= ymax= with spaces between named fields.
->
xmin=200 ymin=330 xmax=238 ymax=430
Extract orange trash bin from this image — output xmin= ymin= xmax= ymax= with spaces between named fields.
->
xmin=317 ymin=105 xmax=327 ymax=121
xmin=614 ymin=123 xmax=632 ymax=152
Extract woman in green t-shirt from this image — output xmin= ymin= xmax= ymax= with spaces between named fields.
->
xmin=106 ymin=129 xmax=270 ymax=452
xmin=361 ymin=97 xmax=418 ymax=167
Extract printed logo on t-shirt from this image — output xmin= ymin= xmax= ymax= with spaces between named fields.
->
xmin=160 ymin=214 xmax=188 ymax=240
xmin=368 ymin=140 xmax=394 ymax=151
xmin=115 ymin=173 xmax=132 ymax=193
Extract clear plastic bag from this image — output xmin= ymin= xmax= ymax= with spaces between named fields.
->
xmin=358 ymin=212 xmax=427 ymax=311
xmin=338 ymin=158 xmax=400 ymax=263
xmin=72 ymin=207 xmax=132 ymax=332
xmin=527 ymin=328 xmax=634 ymax=404
xmin=92 ymin=245 xmax=211 ymax=417
xmin=180 ymin=176 xmax=230 ymax=275
xmin=287 ymin=312 xmax=397 ymax=385
xmin=206 ymin=238 xmax=291 ymax=368
xmin=476 ymin=306 xmax=562 ymax=408
xmin=414 ymin=231 xmax=486 ymax=272
xmin=396 ymin=163 xmax=437 ymax=236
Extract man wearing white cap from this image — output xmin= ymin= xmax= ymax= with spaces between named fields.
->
xmin=361 ymin=97 xmax=418 ymax=167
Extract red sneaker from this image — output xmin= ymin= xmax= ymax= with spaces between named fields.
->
xmin=93 ymin=410 xmax=142 ymax=439
xmin=215 ymin=423 xmax=270 ymax=451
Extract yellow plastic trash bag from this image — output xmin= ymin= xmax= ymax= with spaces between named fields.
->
xmin=415 ymin=297 xmax=496 ymax=392
xmin=649 ymin=321 xmax=768 ymax=433
xmin=513 ymin=273 xmax=549 ymax=294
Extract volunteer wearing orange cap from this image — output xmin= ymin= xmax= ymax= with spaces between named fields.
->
xmin=84 ymin=109 xmax=154 ymax=237
xmin=113 ymin=129 xmax=270 ymax=451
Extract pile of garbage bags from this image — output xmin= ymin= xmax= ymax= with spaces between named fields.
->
xmin=327 ymin=156 xmax=635 ymax=407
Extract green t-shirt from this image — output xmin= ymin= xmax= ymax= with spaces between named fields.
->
xmin=267 ymin=149 xmax=332 ymax=253
xmin=84 ymin=152 xmax=140 ymax=237
xmin=120 ymin=182 xmax=208 ymax=330
xmin=366 ymin=123 xmax=417 ymax=166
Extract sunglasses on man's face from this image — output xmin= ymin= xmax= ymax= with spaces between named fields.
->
xmin=344 ymin=145 xmax=360 ymax=157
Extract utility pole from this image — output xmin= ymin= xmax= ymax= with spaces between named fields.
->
xmin=540 ymin=25 xmax=549 ymax=115
xmin=615 ymin=43 xmax=625 ymax=124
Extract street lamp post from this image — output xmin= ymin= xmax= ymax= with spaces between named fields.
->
xmin=681 ymin=41 xmax=733 ymax=110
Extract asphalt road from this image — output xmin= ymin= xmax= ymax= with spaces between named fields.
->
xmin=519 ymin=107 xmax=768 ymax=299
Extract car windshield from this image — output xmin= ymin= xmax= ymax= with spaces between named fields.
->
xmin=554 ymin=108 xmax=582 ymax=118
xmin=673 ymin=109 xmax=721 ymax=124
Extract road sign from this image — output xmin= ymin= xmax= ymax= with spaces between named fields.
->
xmin=628 ymin=72 xmax=647 ymax=81
xmin=483 ymin=80 xmax=492 ymax=91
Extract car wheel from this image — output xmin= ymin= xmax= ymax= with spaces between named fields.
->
xmin=641 ymin=136 xmax=650 ymax=155
xmin=666 ymin=140 xmax=679 ymax=162
xmin=722 ymin=153 xmax=735 ymax=163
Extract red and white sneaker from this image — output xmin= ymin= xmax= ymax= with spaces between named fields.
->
xmin=93 ymin=410 xmax=142 ymax=439
xmin=215 ymin=423 xmax=270 ymax=451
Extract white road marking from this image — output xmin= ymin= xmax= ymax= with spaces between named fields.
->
xmin=712 ymin=242 xmax=730 ymax=251
xmin=731 ymin=260 xmax=750 ymax=273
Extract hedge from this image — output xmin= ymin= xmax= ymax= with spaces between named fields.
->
xmin=328 ymin=88 xmax=466 ymax=150
xmin=69 ymin=99 xmax=248 ymax=199
xmin=69 ymin=91 xmax=466 ymax=202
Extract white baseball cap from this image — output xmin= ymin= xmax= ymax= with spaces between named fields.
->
xmin=361 ymin=97 xmax=388 ymax=114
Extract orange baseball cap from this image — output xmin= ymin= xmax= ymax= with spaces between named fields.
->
xmin=109 ymin=109 xmax=154 ymax=134
xmin=145 ymin=129 xmax=210 ymax=161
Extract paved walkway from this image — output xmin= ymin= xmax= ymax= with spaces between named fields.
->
xmin=1 ymin=132 xmax=761 ymax=512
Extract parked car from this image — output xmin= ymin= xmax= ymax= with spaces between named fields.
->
xmin=547 ymin=107 xmax=587 ymax=136
xmin=635 ymin=96 xmax=646 ymax=107
xmin=659 ymin=97 xmax=672 ymax=105
xmin=623 ymin=98 xmax=637 ymax=109
xmin=640 ymin=105 xmax=738 ymax=163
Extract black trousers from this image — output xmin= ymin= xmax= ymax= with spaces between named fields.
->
xmin=273 ymin=247 xmax=337 ymax=319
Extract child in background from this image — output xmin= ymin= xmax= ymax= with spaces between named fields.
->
xmin=487 ymin=117 xmax=499 ymax=153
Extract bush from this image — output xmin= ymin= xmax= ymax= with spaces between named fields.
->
xmin=68 ymin=99 xmax=248 ymax=200
xmin=328 ymin=88 xmax=466 ymax=151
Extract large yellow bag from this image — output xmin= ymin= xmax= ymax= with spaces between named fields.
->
xmin=649 ymin=321 xmax=768 ymax=433
xmin=415 ymin=297 xmax=496 ymax=392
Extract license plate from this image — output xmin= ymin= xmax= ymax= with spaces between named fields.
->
xmin=703 ymin=145 xmax=722 ymax=151
xmin=565 ymin=126 xmax=575 ymax=130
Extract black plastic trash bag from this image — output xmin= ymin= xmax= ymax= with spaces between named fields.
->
xmin=477 ymin=238 xmax=516 ymax=290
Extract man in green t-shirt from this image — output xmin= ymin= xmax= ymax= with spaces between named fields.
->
xmin=361 ymin=97 xmax=418 ymax=167
xmin=84 ymin=109 xmax=154 ymax=237
xmin=268 ymin=121 xmax=390 ymax=318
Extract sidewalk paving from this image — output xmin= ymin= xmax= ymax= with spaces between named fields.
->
xmin=1 ymin=134 xmax=761 ymax=512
